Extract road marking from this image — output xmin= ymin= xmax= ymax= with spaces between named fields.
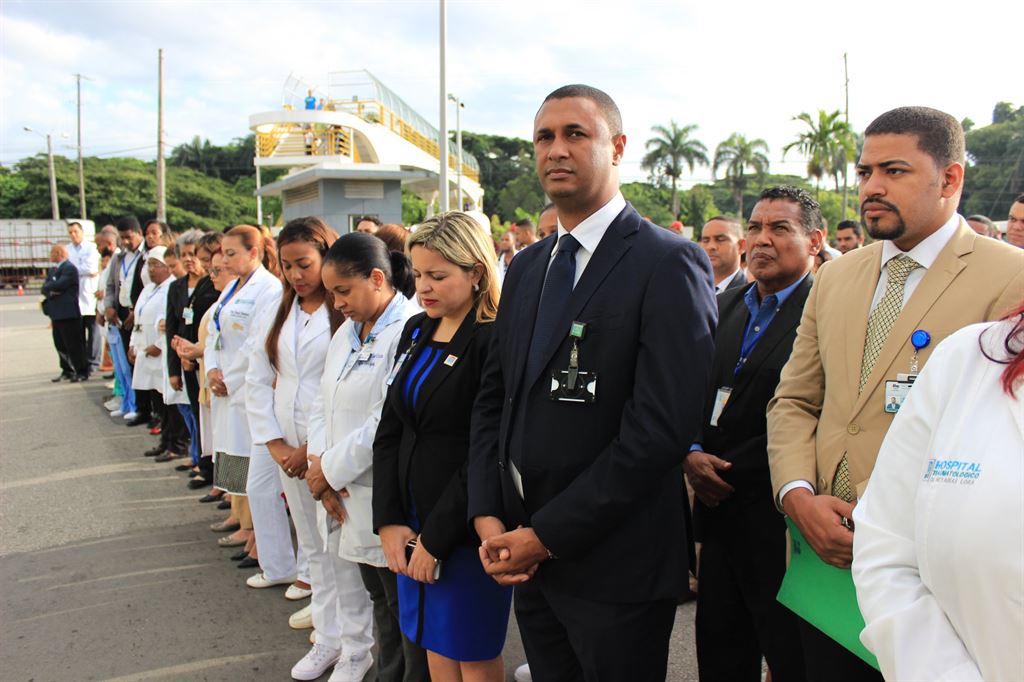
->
xmin=46 ymin=563 xmax=213 ymax=590
xmin=0 ymin=463 xmax=151 ymax=491
xmin=111 ymin=540 xmax=203 ymax=553
xmin=11 ymin=597 xmax=134 ymax=623
xmin=99 ymin=653 xmax=287 ymax=682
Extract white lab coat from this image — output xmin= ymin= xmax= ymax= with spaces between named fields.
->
xmin=246 ymin=298 xmax=331 ymax=449
xmin=204 ymin=266 xmax=282 ymax=456
xmin=68 ymin=241 xmax=100 ymax=315
xmin=130 ymin=277 xmax=174 ymax=392
xmin=159 ymin=296 xmax=188 ymax=407
xmin=852 ymin=320 xmax=1024 ymax=682
xmin=307 ymin=293 xmax=419 ymax=566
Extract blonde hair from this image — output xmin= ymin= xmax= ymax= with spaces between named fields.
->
xmin=408 ymin=211 xmax=500 ymax=323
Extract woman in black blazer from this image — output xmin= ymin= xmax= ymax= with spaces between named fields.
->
xmin=373 ymin=212 xmax=510 ymax=682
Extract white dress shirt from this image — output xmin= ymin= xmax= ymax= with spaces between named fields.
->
xmin=552 ymin=192 xmax=627 ymax=287
xmin=715 ymin=268 xmax=744 ymax=293
xmin=69 ymin=240 xmax=100 ymax=315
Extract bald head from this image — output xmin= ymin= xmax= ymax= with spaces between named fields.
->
xmin=50 ymin=244 xmax=68 ymax=262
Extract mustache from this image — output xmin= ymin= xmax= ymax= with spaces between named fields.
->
xmin=861 ymin=196 xmax=900 ymax=213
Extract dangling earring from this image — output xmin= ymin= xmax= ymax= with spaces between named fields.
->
xmin=473 ymin=283 xmax=480 ymax=292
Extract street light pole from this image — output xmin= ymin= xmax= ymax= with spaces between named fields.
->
xmin=74 ymin=73 xmax=91 ymax=219
xmin=448 ymin=93 xmax=464 ymax=210
xmin=24 ymin=127 xmax=60 ymax=220
xmin=438 ymin=0 xmax=449 ymax=213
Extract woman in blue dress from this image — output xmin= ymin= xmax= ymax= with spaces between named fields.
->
xmin=373 ymin=212 xmax=511 ymax=682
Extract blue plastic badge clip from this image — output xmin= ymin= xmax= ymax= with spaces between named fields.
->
xmin=909 ymin=329 xmax=931 ymax=373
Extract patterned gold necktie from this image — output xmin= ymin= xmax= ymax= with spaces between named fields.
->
xmin=834 ymin=254 xmax=922 ymax=502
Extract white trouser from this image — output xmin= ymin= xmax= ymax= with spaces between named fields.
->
xmin=325 ymin=527 xmax=375 ymax=657
xmin=280 ymin=470 xmax=342 ymax=646
xmin=296 ymin=536 xmax=310 ymax=585
xmin=247 ymin=445 xmax=296 ymax=581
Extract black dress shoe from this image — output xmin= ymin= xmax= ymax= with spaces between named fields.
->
xmin=75 ymin=374 xmax=89 ymax=382
xmin=68 ymin=375 xmax=82 ymax=383
xmin=230 ymin=550 xmax=249 ymax=561
xmin=143 ymin=446 xmax=164 ymax=457
xmin=175 ymin=463 xmax=192 ymax=472
xmin=188 ymin=477 xmax=212 ymax=490
xmin=125 ymin=415 xmax=148 ymax=427
xmin=237 ymin=556 xmax=259 ymax=569
xmin=198 ymin=491 xmax=223 ymax=503
xmin=51 ymin=373 xmax=72 ymax=383
xmin=217 ymin=499 xmax=231 ymax=510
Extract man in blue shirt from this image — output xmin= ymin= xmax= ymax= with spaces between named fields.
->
xmin=684 ymin=186 xmax=823 ymax=682
xmin=304 ymin=89 xmax=316 ymax=110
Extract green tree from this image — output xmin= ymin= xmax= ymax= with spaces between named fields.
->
xmin=641 ymin=121 xmax=708 ymax=219
xmin=458 ymin=132 xmax=535 ymax=221
xmin=680 ymin=185 xmax=720 ymax=233
xmin=620 ymin=182 xmax=674 ymax=226
xmin=712 ymin=134 xmax=770 ymax=218
xmin=782 ymin=110 xmax=855 ymax=197
xmin=962 ymin=102 xmax=1024 ymax=217
xmin=495 ymin=173 xmax=546 ymax=222
xmin=402 ymin=187 xmax=428 ymax=225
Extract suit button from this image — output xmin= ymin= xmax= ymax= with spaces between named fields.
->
xmin=498 ymin=459 xmax=506 ymax=471
xmin=847 ymin=423 xmax=860 ymax=435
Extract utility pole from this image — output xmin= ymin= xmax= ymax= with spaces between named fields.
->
xmin=74 ymin=73 xmax=90 ymax=219
xmin=448 ymin=94 xmax=464 ymax=210
xmin=255 ymin=138 xmax=263 ymax=226
xmin=842 ymin=53 xmax=850 ymax=220
xmin=156 ymin=48 xmax=167 ymax=223
xmin=438 ymin=0 xmax=449 ymax=213
xmin=23 ymin=127 xmax=59 ymax=220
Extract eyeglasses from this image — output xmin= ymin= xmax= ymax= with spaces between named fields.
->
xmin=208 ymin=267 xmax=223 ymax=276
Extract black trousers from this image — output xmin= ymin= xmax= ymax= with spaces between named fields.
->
xmin=158 ymin=396 xmax=189 ymax=453
xmin=357 ymin=564 xmax=429 ymax=682
xmin=134 ymin=388 xmax=153 ymax=421
xmin=799 ymin=619 xmax=883 ymax=682
xmin=694 ymin=494 xmax=806 ymax=682
xmin=52 ymin=317 xmax=88 ymax=377
xmin=514 ymin=577 xmax=676 ymax=682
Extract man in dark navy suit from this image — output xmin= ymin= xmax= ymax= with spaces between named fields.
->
xmin=42 ymin=244 xmax=89 ymax=382
xmin=469 ymin=85 xmax=717 ymax=681
xmin=685 ymin=186 xmax=822 ymax=682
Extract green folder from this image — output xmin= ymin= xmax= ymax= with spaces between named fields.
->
xmin=777 ymin=518 xmax=880 ymax=670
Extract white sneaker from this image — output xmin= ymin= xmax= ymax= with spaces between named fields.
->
xmin=288 ymin=604 xmax=313 ymax=630
xmin=246 ymin=572 xmax=297 ymax=589
xmin=110 ymin=409 xmax=125 ymax=418
xmin=328 ymin=652 xmax=374 ymax=682
xmin=285 ymin=583 xmax=313 ymax=601
xmin=104 ymin=397 xmax=121 ymax=411
xmin=123 ymin=411 xmax=138 ymax=421
xmin=514 ymin=664 xmax=533 ymax=682
xmin=291 ymin=643 xmax=341 ymax=681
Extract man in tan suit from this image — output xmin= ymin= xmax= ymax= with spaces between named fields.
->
xmin=767 ymin=106 xmax=1024 ymax=682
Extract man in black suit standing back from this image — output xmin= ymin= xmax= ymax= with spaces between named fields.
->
xmin=684 ymin=186 xmax=822 ymax=681
xmin=42 ymin=244 xmax=89 ymax=382
xmin=469 ymin=85 xmax=717 ymax=681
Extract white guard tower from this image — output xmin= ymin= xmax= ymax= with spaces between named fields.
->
xmin=250 ymin=71 xmax=484 ymax=231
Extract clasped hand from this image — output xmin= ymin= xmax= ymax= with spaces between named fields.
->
xmin=475 ymin=517 xmax=549 ymax=586
xmin=207 ymin=368 xmax=227 ymax=396
xmin=380 ymin=526 xmax=438 ymax=584
xmin=269 ymin=440 xmax=307 ymax=479
xmin=783 ymin=488 xmax=855 ymax=568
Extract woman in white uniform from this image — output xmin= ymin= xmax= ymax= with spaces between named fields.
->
xmin=305 ymin=232 xmax=428 ymax=682
xmin=852 ymin=304 xmax=1024 ymax=682
xmin=204 ymin=225 xmax=289 ymax=582
xmin=130 ymin=247 xmax=174 ymax=409
xmin=245 ymin=218 xmax=352 ymax=681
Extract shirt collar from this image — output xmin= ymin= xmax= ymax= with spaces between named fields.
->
xmin=716 ymin=268 xmax=743 ymax=293
xmin=743 ymin=272 xmax=808 ymax=315
xmin=348 ymin=292 xmax=413 ymax=350
xmin=554 ymin=192 xmax=627 ymax=255
xmin=880 ymin=212 xmax=960 ymax=271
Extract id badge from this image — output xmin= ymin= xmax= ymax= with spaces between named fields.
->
xmin=357 ymin=349 xmax=373 ymax=364
xmin=549 ymin=370 xmax=597 ymax=403
xmin=709 ymin=387 xmax=732 ymax=427
xmin=386 ymin=351 xmax=409 ymax=386
xmin=183 ymin=307 xmax=194 ymax=325
xmin=212 ymin=331 xmax=223 ymax=351
xmin=884 ymin=373 xmax=917 ymax=413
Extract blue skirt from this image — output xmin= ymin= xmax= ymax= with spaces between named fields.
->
xmin=397 ymin=545 xmax=513 ymax=661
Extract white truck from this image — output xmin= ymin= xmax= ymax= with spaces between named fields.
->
xmin=0 ymin=219 xmax=95 ymax=287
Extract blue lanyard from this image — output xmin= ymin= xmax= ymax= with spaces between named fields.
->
xmin=734 ymin=294 xmax=778 ymax=377
xmin=135 ymin=280 xmax=166 ymax=321
xmin=121 ymin=250 xmax=140 ymax=278
xmin=212 ymin=278 xmax=242 ymax=333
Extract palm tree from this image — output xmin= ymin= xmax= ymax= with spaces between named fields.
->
xmin=782 ymin=110 xmax=855 ymax=199
xmin=641 ymin=121 xmax=708 ymax=219
xmin=712 ymin=133 xmax=770 ymax=218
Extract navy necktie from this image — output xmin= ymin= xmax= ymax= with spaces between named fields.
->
xmin=525 ymin=233 xmax=581 ymax=382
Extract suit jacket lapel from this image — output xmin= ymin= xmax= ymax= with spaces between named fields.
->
xmin=733 ymin=275 xmax=813 ymax=396
xmin=525 ymin=207 xmax=638 ymax=388
xmin=414 ymin=310 xmax=479 ymax=419
xmin=715 ymin=292 xmax=748 ymax=385
xmin=510 ymin=239 xmax=556 ymax=395
xmin=854 ymin=224 xmax=973 ymax=415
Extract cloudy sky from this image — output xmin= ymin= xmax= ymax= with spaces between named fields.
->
xmin=1 ymin=0 xmax=1017 ymax=189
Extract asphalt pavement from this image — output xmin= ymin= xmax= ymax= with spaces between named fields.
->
xmin=0 ymin=294 xmax=699 ymax=681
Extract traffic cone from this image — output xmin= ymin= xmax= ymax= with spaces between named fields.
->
xmin=17 ymin=284 xmax=24 ymax=296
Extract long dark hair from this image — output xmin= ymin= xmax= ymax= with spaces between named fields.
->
xmin=264 ymin=217 xmax=344 ymax=371
xmin=324 ymin=232 xmax=415 ymax=300
xmin=981 ymin=301 xmax=1024 ymax=398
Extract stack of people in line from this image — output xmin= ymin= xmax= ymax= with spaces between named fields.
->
xmin=44 ymin=85 xmax=1024 ymax=682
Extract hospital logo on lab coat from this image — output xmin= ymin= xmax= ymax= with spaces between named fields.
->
xmin=923 ymin=459 xmax=981 ymax=485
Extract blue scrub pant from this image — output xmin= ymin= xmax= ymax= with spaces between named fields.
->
xmin=177 ymin=403 xmax=200 ymax=464
xmin=107 ymin=326 xmax=136 ymax=415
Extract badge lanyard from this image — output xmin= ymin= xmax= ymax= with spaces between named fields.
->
xmin=212 ymin=277 xmax=244 ymax=334
xmin=733 ymin=299 xmax=779 ymax=377
xmin=133 ymin=279 xmax=167 ymax=330
xmin=909 ymin=329 xmax=931 ymax=374
xmin=121 ymin=250 xmax=141 ymax=279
